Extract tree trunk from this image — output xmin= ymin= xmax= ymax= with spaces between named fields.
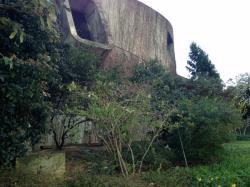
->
xmin=128 ymin=143 xmax=135 ymax=175
xmin=53 ymin=130 xmax=62 ymax=150
xmin=244 ymin=126 xmax=247 ymax=135
xmin=138 ymin=129 xmax=160 ymax=174
xmin=58 ymin=132 xmax=67 ymax=150
xmin=178 ymin=128 xmax=188 ymax=167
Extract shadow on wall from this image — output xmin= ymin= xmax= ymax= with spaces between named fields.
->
xmin=167 ymin=32 xmax=175 ymax=64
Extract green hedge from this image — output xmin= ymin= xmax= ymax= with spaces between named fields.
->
xmin=237 ymin=135 xmax=250 ymax=141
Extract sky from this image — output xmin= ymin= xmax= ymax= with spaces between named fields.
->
xmin=139 ymin=0 xmax=250 ymax=83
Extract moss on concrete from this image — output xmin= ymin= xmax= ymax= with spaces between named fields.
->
xmin=16 ymin=152 xmax=65 ymax=177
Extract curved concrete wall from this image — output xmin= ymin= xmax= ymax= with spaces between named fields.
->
xmin=56 ymin=0 xmax=176 ymax=74
xmin=95 ymin=0 xmax=176 ymax=73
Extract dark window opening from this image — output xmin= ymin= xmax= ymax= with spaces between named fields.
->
xmin=72 ymin=10 xmax=92 ymax=40
xmin=68 ymin=0 xmax=107 ymax=44
xmin=69 ymin=2 xmax=92 ymax=40
xmin=167 ymin=32 xmax=173 ymax=47
xmin=167 ymin=32 xmax=175 ymax=63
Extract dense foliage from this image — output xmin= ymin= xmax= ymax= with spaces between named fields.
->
xmin=0 ymin=0 xmax=102 ymax=162
xmin=0 ymin=0 xmax=60 ymax=166
xmin=227 ymin=73 xmax=250 ymax=135
xmin=131 ymin=49 xmax=241 ymax=163
xmin=86 ymin=79 xmax=165 ymax=176
xmin=163 ymin=97 xmax=240 ymax=162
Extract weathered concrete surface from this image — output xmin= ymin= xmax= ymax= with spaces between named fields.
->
xmin=16 ymin=152 xmax=65 ymax=177
xmin=95 ymin=0 xmax=176 ymax=73
xmin=55 ymin=0 xmax=176 ymax=74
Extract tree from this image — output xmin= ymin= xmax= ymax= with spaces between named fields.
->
xmin=241 ymin=86 xmax=250 ymax=134
xmin=48 ymin=47 xmax=100 ymax=149
xmin=227 ymin=73 xmax=250 ymax=134
xmin=160 ymin=97 xmax=242 ymax=163
xmin=131 ymin=59 xmax=241 ymax=164
xmin=87 ymin=80 xmax=165 ymax=176
xmin=50 ymin=82 xmax=92 ymax=150
xmin=0 ymin=0 xmax=59 ymax=166
xmin=51 ymin=114 xmax=90 ymax=150
xmin=0 ymin=0 xmax=101 ymax=163
xmin=185 ymin=42 xmax=224 ymax=98
xmin=186 ymin=42 xmax=220 ymax=80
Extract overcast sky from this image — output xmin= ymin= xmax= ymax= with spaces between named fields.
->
xmin=139 ymin=0 xmax=250 ymax=82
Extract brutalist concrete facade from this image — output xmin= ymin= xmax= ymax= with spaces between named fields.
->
xmin=55 ymin=0 xmax=176 ymax=74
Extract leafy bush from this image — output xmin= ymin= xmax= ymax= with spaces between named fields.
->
xmin=237 ymin=135 xmax=250 ymax=141
xmin=122 ymin=141 xmax=173 ymax=171
xmin=90 ymin=160 xmax=118 ymax=175
xmin=161 ymin=97 xmax=241 ymax=163
xmin=0 ymin=0 xmax=58 ymax=166
xmin=130 ymin=59 xmax=242 ymax=165
xmin=130 ymin=59 xmax=166 ymax=83
xmin=84 ymin=150 xmax=118 ymax=176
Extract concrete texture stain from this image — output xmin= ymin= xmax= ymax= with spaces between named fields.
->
xmin=55 ymin=0 xmax=176 ymax=74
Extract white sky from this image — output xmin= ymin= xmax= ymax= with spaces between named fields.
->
xmin=139 ymin=0 xmax=250 ymax=82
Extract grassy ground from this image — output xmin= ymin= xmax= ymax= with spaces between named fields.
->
xmin=1 ymin=141 xmax=250 ymax=187
xmin=189 ymin=141 xmax=250 ymax=187
xmin=144 ymin=141 xmax=250 ymax=187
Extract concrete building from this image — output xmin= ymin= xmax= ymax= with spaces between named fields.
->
xmin=38 ymin=0 xmax=177 ymax=147
xmin=55 ymin=0 xmax=176 ymax=74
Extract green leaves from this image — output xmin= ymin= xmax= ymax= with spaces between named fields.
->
xmin=67 ymin=81 xmax=77 ymax=92
xmin=186 ymin=42 xmax=220 ymax=80
xmin=9 ymin=29 xmax=18 ymax=39
xmin=131 ymin=59 xmax=166 ymax=83
xmin=2 ymin=56 xmax=13 ymax=69
xmin=0 ymin=0 xmax=59 ymax=166
xmin=0 ymin=56 xmax=49 ymax=166
xmin=163 ymin=97 xmax=241 ymax=162
xmin=7 ymin=22 xmax=25 ymax=43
